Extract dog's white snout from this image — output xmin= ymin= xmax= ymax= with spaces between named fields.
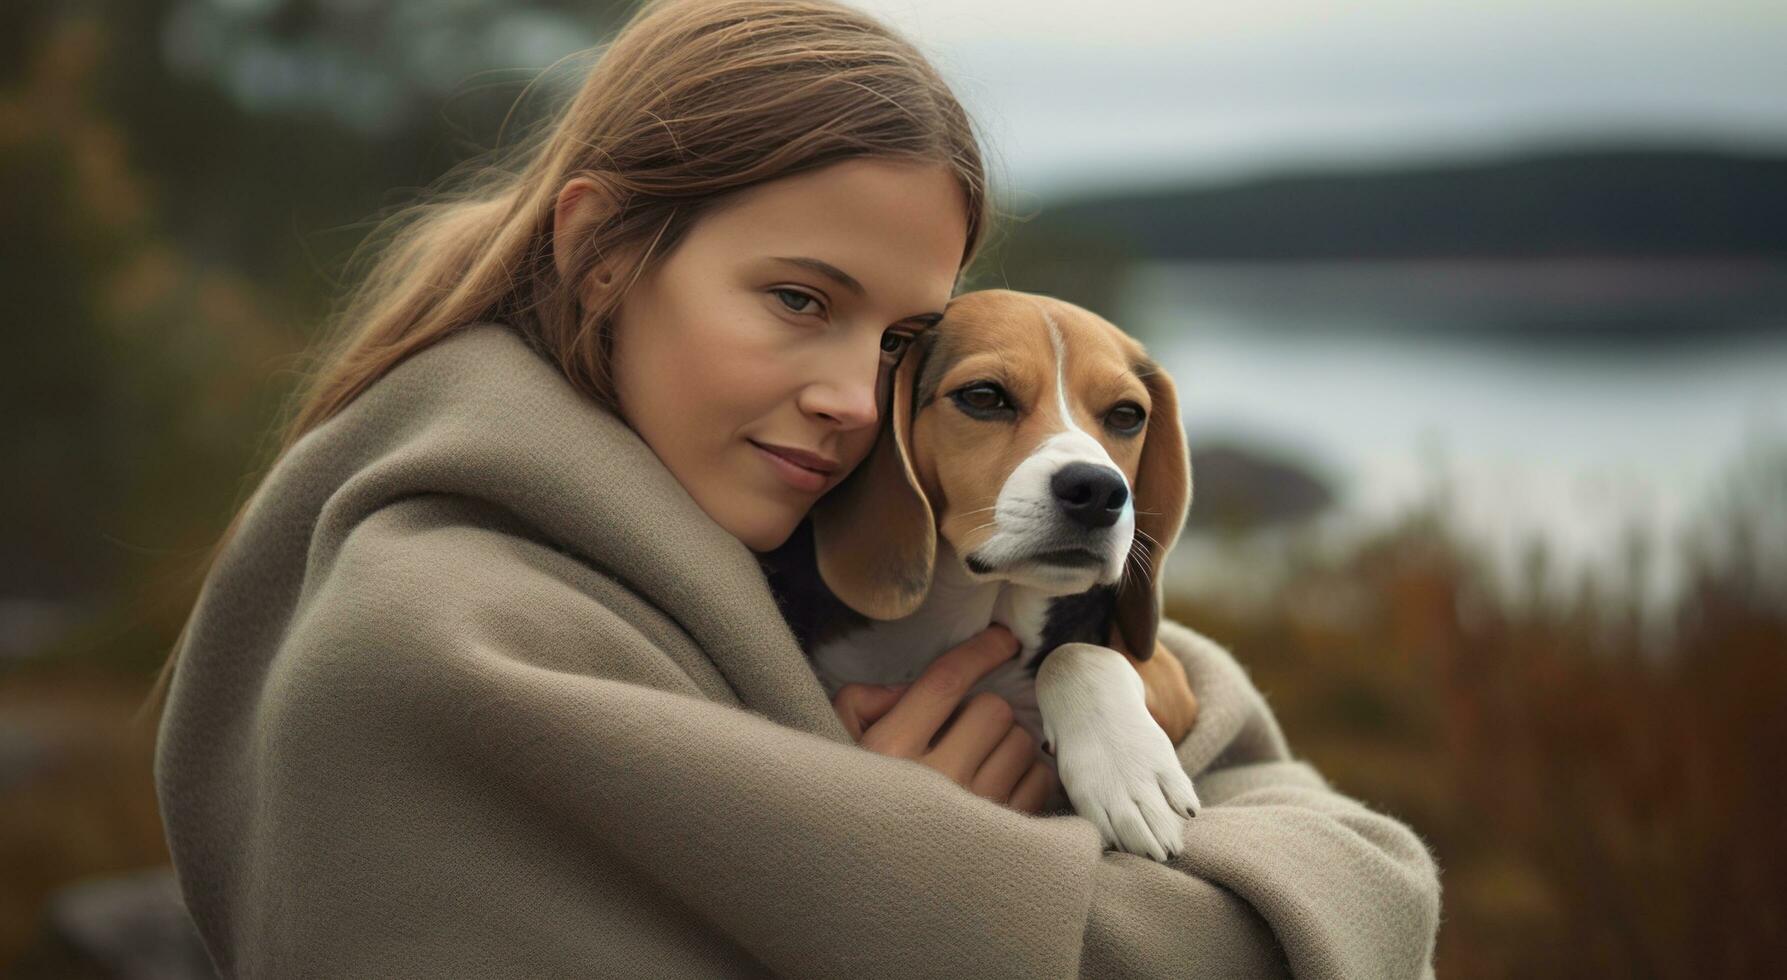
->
xmin=1051 ymin=462 xmax=1129 ymax=530
xmin=961 ymin=428 xmax=1136 ymax=589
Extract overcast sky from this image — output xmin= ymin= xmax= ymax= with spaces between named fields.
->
xmin=846 ymin=0 xmax=1787 ymax=196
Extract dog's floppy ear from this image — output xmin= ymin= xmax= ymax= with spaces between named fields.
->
xmin=1113 ymin=360 xmax=1191 ymax=662
xmin=809 ymin=341 xmax=936 ymax=620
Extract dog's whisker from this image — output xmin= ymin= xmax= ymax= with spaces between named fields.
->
xmin=1120 ymin=549 xmax=1142 ymax=584
xmin=964 ymin=520 xmax=1000 ymax=540
xmin=1126 ymin=551 xmax=1151 ymax=583
xmin=1121 ymin=547 xmax=1156 ymax=589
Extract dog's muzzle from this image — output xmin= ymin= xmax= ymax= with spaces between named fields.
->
xmin=1051 ymin=462 xmax=1129 ymax=531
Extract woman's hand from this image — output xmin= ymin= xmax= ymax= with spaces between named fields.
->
xmin=831 ymin=625 xmax=1059 ymax=814
xmin=1111 ymin=623 xmax=1199 ymax=745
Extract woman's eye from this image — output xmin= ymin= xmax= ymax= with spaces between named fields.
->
xmin=1107 ymin=402 xmax=1146 ymax=433
xmin=880 ymin=330 xmax=913 ymax=355
xmin=955 ymin=382 xmax=1012 ymax=413
xmin=772 ymin=288 xmax=821 ymax=315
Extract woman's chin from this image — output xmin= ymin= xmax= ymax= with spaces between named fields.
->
xmin=740 ymin=525 xmax=800 ymax=555
xmin=721 ymin=501 xmax=804 ymax=555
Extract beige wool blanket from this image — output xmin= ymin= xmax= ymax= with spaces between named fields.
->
xmin=155 ymin=322 xmax=1441 ymax=978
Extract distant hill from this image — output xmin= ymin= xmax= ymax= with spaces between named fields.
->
xmin=1022 ymin=148 xmax=1787 ymax=261
xmin=973 ymin=147 xmax=1787 ymax=316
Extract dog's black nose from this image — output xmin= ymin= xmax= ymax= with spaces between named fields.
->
xmin=1051 ymin=463 xmax=1129 ymax=530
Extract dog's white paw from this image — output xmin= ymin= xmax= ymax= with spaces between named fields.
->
xmin=1050 ymin=712 xmax=1198 ymax=861
xmin=1037 ymin=643 xmax=1200 ymax=863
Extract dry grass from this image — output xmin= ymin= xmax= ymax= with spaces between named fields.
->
xmin=1171 ymin=501 xmax=1787 ymax=979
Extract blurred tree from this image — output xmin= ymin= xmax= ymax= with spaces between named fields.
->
xmin=0 ymin=0 xmax=629 ymax=666
xmin=95 ymin=0 xmax=625 ymax=306
xmin=965 ymin=201 xmax=1141 ymax=328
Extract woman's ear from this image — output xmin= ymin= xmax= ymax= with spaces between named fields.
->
xmin=553 ymin=175 xmax=625 ymax=308
xmin=809 ymin=341 xmax=937 ymax=620
xmin=1113 ymin=361 xmax=1192 ymax=663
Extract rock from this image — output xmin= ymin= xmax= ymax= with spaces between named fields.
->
xmin=44 ymin=867 xmax=215 ymax=980
xmin=1187 ymin=441 xmax=1337 ymax=531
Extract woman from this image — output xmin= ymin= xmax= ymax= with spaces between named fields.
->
xmin=149 ymin=0 xmax=1441 ymax=976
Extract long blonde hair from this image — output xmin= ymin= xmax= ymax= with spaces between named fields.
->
xmin=140 ymin=0 xmax=993 ymax=722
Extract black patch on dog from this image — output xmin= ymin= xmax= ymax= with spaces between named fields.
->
xmin=756 ymin=517 xmax=869 ymax=651
xmin=1027 ymin=584 xmax=1120 ymax=677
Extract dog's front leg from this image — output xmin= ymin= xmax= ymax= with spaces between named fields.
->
xmin=1036 ymin=642 xmax=1201 ymax=861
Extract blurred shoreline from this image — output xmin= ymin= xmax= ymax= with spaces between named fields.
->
xmin=1124 ymin=258 xmax=1787 ymax=627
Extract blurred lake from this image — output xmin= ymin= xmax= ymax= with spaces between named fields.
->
xmin=1135 ymin=258 xmax=1787 ymax=615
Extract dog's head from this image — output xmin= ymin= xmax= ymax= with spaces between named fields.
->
xmin=810 ymin=288 xmax=1191 ymax=659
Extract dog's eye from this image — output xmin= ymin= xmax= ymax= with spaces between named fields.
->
xmin=880 ymin=329 xmax=914 ymax=356
xmin=953 ymin=382 xmax=1013 ymax=415
xmin=1107 ymin=402 xmax=1146 ymax=434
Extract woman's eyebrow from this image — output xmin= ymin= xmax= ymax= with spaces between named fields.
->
xmin=769 ymin=256 xmax=944 ymax=326
xmin=771 ymin=256 xmax=865 ymax=297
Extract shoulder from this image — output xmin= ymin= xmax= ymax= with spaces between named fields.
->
xmin=287 ymin=493 xmax=711 ymax=701
xmin=319 ymin=493 xmax=599 ymax=623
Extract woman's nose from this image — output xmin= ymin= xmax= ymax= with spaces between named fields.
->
xmin=798 ymin=351 xmax=880 ymax=431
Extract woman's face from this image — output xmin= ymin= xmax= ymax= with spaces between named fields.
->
xmin=606 ymin=158 xmax=968 ymax=552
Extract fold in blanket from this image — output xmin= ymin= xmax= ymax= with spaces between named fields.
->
xmin=155 ymin=322 xmax=1440 ymax=978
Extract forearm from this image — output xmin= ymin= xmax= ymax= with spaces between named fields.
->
xmin=387 ymin=638 xmax=1433 ymax=979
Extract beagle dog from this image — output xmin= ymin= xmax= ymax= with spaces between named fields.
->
xmin=775 ymin=288 xmax=1198 ymax=862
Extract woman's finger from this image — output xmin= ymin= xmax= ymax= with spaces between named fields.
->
xmin=831 ymin=683 xmax=907 ymax=742
xmin=866 ymin=625 xmax=1019 ymax=756
xmin=969 ymin=724 xmax=1036 ymax=803
xmin=925 ymin=692 xmax=1017 ymax=784
xmin=1007 ymin=757 xmax=1059 ymax=815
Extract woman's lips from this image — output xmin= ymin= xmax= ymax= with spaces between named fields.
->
xmin=749 ymin=440 xmax=831 ymax=492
